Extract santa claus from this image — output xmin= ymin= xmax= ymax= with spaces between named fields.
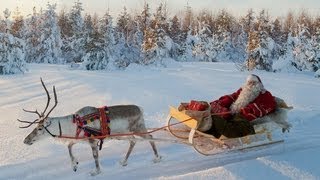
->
xmin=182 ymin=74 xmax=277 ymax=138
xmin=210 ymin=74 xmax=276 ymax=121
xmin=202 ymin=74 xmax=277 ymax=138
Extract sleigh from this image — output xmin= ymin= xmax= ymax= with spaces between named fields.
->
xmin=165 ymin=98 xmax=292 ymax=155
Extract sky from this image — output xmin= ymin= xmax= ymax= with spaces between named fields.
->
xmin=0 ymin=0 xmax=319 ymax=18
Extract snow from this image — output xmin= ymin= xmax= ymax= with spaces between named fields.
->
xmin=1 ymin=62 xmax=320 ymax=179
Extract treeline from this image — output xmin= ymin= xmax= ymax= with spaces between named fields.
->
xmin=0 ymin=1 xmax=319 ymax=76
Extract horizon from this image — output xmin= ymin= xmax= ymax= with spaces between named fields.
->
xmin=0 ymin=0 xmax=319 ymax=19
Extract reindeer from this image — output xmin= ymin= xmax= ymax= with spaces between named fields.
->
xmin=19 ymin=79 xmax=161 ymax=176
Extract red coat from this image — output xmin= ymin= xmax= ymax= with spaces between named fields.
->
xmin=210 ymin=88 xmax=276 ymax=121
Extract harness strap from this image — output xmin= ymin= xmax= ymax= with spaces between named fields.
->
xmin=99 ymin=106 xmax=109 ymax=136
xmin=98 ymin=106 xmax=110 ymax=150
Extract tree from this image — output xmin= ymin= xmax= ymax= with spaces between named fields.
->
xmin=25 ymin=7 xmax=41 ymax=63
xmin=240 ymin=9 xmax=255 ymax=42
xmin=141 ymin=3 xmax=172 ymax=65
xmin=168 ymin=15 xmax=184 ymax=59
xmin=58 ymin=9 xmax=72 ymax=39
xmin=0 ymin=9 xmax=26 ymax=74
xmin=67 ymin=0 xmax=85 ymax=63
xmin=37 ymin=3 xmax=62 ymax=64
xmin=292 ymin=21 xmax=319 ymax=72
xmin=81 ymin=13 xmax=105 ymax=70
xmin=245 ymin=10 xmax=274 ymax=71
xmin=10 ymin=7 xmax=25 ymax=39
xmin=283 ymin=11 xmax=296 ymax=39
xmin=270 ymin=18 xmax=285 ymax=59
xmin=193 ymin=18 xmax=217 ymax=62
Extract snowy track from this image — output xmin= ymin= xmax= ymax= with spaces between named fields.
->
xmin=0 ymin=63 xmax=319 ymax=179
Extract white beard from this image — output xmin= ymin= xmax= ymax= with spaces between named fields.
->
xmin=230 ymin=83 xmax=264 ymax=114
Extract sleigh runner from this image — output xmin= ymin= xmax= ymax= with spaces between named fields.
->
xmin=166 ymin=104 xmax=290 ymax=155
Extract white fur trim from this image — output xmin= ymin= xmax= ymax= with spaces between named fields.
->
xmin=246 ymin=74 xmax=260 ymax=83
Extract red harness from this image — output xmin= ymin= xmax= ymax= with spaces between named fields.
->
xmin=73 ymin=106 xmax=110 ymax=140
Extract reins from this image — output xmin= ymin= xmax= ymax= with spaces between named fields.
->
xmin=48 ymin=111 xmax=231 ymax=140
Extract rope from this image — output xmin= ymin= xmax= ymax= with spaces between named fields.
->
xmin=55 ymin=111 xmax=232 ymax=140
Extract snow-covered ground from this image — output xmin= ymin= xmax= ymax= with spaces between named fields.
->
xmin=0 ymin=62 xmax=319 ymax=179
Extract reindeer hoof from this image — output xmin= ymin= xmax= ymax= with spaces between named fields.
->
xmin=72 ymin=161 xmax=79 ymax=172
xmin=90 ymin=169 xmax=101 ymax=176
xmin=153 ymin=156 xmax=162 ymax=163
xmin=119 ymin=160 xmax=128 ymax=167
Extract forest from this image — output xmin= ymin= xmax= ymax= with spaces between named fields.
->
xmin=0 ymin=1 xmax=319 ymax=77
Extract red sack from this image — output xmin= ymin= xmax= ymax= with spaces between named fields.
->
xmin=188 ymin=100 xmax=209 ymax=111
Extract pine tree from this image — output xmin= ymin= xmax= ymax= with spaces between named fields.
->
xmin=0 ymin=9 xmax=26 ymax=74
xmin=58 ymin=9 xmax=72 ymax=39
xmin=168 ymin=15 xmax=184 ymax=59
xmin=214 ymin=10 xmax=235 ymax=61
xmin=99 ymin=11 xmax=116 ymax=68
xmin=193 ymin=17 xmax=216 ymax=62
xmin=68 ymin=0 xmax=85 ymax=63
xmin=240 ymin=9 xmax=255 ymax=42
xmin=283 ymin=11 xmax=296 ymax=39
xmin=81 ymin=13 xmax=108 ymax=70
xmin=270 ymin=18 xmax=285 ymax=59
xmin=152 ymin=3 xmax=172 ymax=64
xmin=245 ymin=10 xmax=274 ymax=71
xmin=293 ymin=21 xmax=318 ymax=71
xmin=179 ymin=4 xmax=195 ymax=61
xmin=10 ymin=7 xmax=25 ymax=39
xmin=25 ymin=7 xmax=42 ymax=63
xmin=37 ymin=3 xmax=62 ymax=64
xmin=115 ymin=6 xmax=136 ymax=67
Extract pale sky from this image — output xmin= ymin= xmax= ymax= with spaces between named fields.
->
xmin=0 ymin=0 xmax=319 ymax=19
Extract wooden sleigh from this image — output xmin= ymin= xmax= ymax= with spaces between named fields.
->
xmin=166 ymin=102 xmax=292 ymax=155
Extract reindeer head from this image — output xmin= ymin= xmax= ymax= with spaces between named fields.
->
xmin=18 ymin=78 xmax=58 ymax=145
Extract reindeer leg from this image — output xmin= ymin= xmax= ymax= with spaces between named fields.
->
xmin=89 ymin=139 xmax=101 ymax=176
xmin=68 ymin=142 xmax=79 ymax=172
xmin=138 ymin=134 xmax=161 ymax=163
xmin=119 ymin=137 xmax=136 ymax=166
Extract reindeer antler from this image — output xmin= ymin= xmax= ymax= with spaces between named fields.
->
xmin=22 ymin=109 xmax=42 ymax=118
xmin=17 ymin=119 xmax=40 ymax=128
xmin=40 ymin=78 xmax=51 ymax=116
xmin=44 ymin=85 xmax=58 ymax=119
xmin=18 ymin=78 xmax=58 ymax=128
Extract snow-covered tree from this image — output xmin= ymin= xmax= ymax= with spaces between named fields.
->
xmin=25 ymin=7 xmax=41 ymax=63
xmin=245 ymin=10 xmax=274 ymax=71
xmin=213 ymin=10 xmax=235 ymax=62
xmin=292 ymin=24 xmax=318 ymax=71
xmin=37 ymin=3 xmax=62 ymax=64
xmin=10 ymin=7 xmax=25 ymax=39
xmin=67 ymin=0 xmax=85 ymax=63
xmin=114 ymin=7 xmax=136 ymax=67
xmin=81 ymin=13 xmax=110 ymax=70
xmin=193 ymin=20 xmax=216 ymax=62
xmin=151 ymin=3 xmax=172 ymax=65
xmin=0 ymin=10 xmax=26 ymax=74
xmin=99 ymin=11 xmax=116 ymax=69
xmin=270 ymin=18 xmax=285 ymax=60
xmin=168 ymin=15 xmax=184 ymax=60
